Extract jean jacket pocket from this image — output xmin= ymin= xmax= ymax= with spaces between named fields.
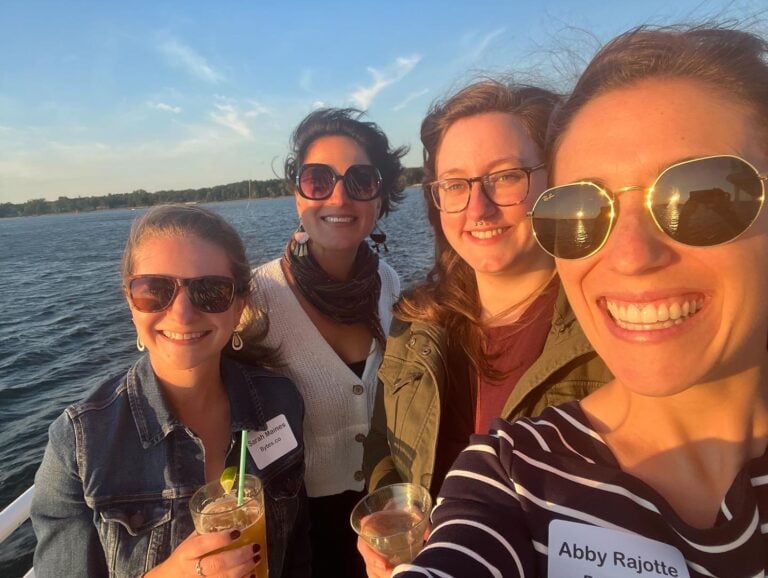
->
xmin=98 ymin=499 xmax=173 ymax=576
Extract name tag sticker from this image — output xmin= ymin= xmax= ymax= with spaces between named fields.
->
xmin=246 ymin=414 xmax=298 ymax=470
xmin=548 ymin=520 xmax=689 ymax=578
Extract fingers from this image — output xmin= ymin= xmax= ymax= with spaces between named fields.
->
xmin=357 ymin=536 xmax=392 ymax=578
xmin=183 ymin=529 xmax=244 ymax=559
xmin=197 ymin=543 xmax=262 ymax=578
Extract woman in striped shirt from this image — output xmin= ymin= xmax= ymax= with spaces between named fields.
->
xmin=394 ymin=24 xmax=768 ymax=578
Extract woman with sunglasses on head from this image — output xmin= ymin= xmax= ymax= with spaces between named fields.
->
xmin=237 ymin=108 xmax=406 ymax=578
xmin=395 ymin=25 xmax=768 ymax=577
xmin=32 ymin=205 xmax=309 ymax=578
xmin=360 ymin=79 xmax=611 ymax=577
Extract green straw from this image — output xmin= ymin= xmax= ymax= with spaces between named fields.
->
xmin=237 ymin=430 xmax=247 ymax=506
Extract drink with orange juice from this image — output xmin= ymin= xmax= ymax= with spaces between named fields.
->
xmin=190 ymin=474 xmax=269 ymax=578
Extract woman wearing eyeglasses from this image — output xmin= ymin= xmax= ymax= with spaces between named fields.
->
xmin=32 ymin=205 xmax=310 ymax=578
xmin=359 ymin=79 xmax=611 ymax=577
xmin=395 ymin=25 xmax=768 ymax=577
xmin=238 ymin=108 xmax=406 ymax=577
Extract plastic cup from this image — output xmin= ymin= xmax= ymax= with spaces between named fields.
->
xmin=350 ymin=483 xmax=432 ymax=566
xmin=190 ymin=474 xmax=269 ymax=578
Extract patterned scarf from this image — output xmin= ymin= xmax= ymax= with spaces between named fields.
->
xmin=282 ymin=239 xmax=385 ymax=347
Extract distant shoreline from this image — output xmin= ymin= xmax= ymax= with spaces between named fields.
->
xmin=1 ymin=170 xmax=424 ymax=219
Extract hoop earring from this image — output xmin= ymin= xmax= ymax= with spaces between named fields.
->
xmin=231 ymin=331 xmax=244 ymax=351
xmin=370 ymin=223 xmax=388 ymax=253
xmin=291 ymin=224 xmax=309 ymax=258
xmin=136 ymin=335 xmax=145 ymax=352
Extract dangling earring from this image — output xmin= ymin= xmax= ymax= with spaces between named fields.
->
xmin=291 ymin=224 xmax=309 ymax=258
xmin=370 ymin=223 xmax=388 ymax=253
xmin=231 ymin=331 xmax=244 ymax=351
xmin=136 ymin=335 xmax=145 ymax=352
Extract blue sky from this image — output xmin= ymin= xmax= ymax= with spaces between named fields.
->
xmin=0 ymin=0 xmax=763 ymax=204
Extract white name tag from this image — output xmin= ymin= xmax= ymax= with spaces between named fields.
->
xmin=548 ymin=520 xmax=689 ymax=578
xmin=246 ymin=414 xmax=298 ymax=470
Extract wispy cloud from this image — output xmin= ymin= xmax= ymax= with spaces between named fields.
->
xmin=206 ymin=97 xmax=272 ymax=138
xmin=350 ymin=55 xmax=421 ymax=109
xmin=244 ymin=100 xmax=271 ymax=118
xmin=299 ymin=69 xmax=314 ymax=92
xmin=458 ymin=28 xmax=506 ymax=64
xmin=311 ymin=100 xmax=327 ymax=110
xmin=149 ymin=101 xmax=182 ymax=114
xmin=393 ymin=88 xmax=429 ymax=112
xmin=160 ymin=38 xmax=223 ymax=84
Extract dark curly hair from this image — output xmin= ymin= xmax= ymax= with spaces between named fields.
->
xmin=284 ymin=108 xmax=408 ymax=217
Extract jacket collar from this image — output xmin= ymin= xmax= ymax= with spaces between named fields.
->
xmin=127 ymin=355 xmax=269 ymax=448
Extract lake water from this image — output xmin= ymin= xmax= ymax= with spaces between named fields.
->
xmin=0 ymin=189 xmax=434 ymax=576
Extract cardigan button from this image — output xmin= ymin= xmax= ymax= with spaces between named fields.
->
xmin=354 ymin=470 xmax=365 ymax=481
xmin=352 ymin=384 xmax=364 ymax=395
xmin=355 ymin=433 xmax=366 ymax=443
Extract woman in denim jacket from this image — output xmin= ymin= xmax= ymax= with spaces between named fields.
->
xmin=31 ymin=205 xmax=310 ymax=578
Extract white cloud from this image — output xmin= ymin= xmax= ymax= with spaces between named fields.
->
xmin=160 ymin=38 xmax=223 ymax=84
xmin=244 ymin=100 xmax=271 ymax=118
xmin=455 ymin=28 xmax=507 ymax=65
xmin=393 ymin=88 xmax=429 ymax=112
xmin=150 ymin=101 xmax=182 ymax=114
xmin=311 ymin=100 xmax=327 ymax=110
xmin=350 ymin=54 xmax=421 ymax=109
xmin=299 ymin=69 xmax=314 ymax=92
xmin=210 ymin=101 xmax=253 ymax=139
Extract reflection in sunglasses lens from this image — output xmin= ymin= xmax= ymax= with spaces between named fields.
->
xmin=188 ymin=278 xmax=234 ymax=313
xmin=129 ymin=276 xmax=235 ymax=313
xmin=532 ymin=184 xmax=613 ymax=259
xmin=346 ymin=166 xmax=378 ymax=199
xmin=300 ymin=165 xmax=335 ymax=199
xmin=130 ymin=277 xmax=176 ymax=312
xmin=651 ymin=156 xmax=763 ymax=247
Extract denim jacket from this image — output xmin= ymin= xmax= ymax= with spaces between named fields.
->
xmin=31 ymin=355 xmax=310 ymax=578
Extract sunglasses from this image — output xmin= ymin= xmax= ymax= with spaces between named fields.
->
xmin=126 ymin=275 xmax=238 ymax=313
xmin=296 ymin=163 xmax=382 ymax=201
xmin=529 ymin=155 xmax=766 ymax=260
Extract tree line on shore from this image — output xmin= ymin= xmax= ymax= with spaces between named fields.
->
xmin=1 ymin=167 xmax=425 ymax=218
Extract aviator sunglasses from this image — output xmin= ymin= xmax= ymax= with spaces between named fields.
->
xmin=126 ymin=275 xmax=238 ymax=313
xmin=528 ymin=155 xmax=767 ymax=260
xmin=296 ymin=163 xmax=383 ymax=201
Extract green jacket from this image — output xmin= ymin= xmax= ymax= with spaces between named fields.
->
xmin=362 ymin=285 xmax=612 ymax=494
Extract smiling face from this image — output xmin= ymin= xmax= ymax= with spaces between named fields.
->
xmin=436 ymin=112 xmax=551 ymax=281
xmin=127 ymin=235 xmax=244 ymax=384
xmin=553 ymin=77 xmax=768 ymax=395
xmin=295 ymin=135 xmax=381 ymax=260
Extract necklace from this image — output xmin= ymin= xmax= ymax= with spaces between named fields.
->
xmin=482 ymin=270 xmax=557 ymax=327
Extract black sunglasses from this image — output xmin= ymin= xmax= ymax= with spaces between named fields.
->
xmin=528 ymin=155 xmax=766 ymax=260
xmin=126 ymin=275 xmax=238 ymax=313
xmin=296 ymin=163 xmax=382 ymax=201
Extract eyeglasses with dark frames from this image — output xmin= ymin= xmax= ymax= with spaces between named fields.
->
xmin=428 ymin=164 xmax=546 ymax=213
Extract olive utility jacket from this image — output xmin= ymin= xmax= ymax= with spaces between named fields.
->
xmin=362 ymin=286 xmax=612 ymax=495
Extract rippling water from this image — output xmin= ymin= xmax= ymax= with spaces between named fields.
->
xmin=0 ymin=190 xmax=433 ymax=576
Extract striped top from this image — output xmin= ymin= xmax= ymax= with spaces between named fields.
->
xmin=393 ymin=402 xmax=768 ymax=578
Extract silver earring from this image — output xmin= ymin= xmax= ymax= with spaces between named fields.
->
xmin=231 ymin=331 xmax=244 ymax=351
xmin=136 ymin=335 xmax=145 ymax=352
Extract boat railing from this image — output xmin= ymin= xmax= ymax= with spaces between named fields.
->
xmin=0 ymin=485 xmax=36 ymax=577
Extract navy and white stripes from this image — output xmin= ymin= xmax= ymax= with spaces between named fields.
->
xmin=393 ymin=402 xmax=768 ymax=577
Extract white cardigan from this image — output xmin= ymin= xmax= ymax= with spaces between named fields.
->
xmin=252 ymin=257 xmax=400 ymax=497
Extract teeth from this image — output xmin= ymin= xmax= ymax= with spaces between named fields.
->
xmin=470 ymin=228 xmax=504 ymax=239
xmin=323 ymin=216 xmax=354 ymax=223
xmin=605 ymin=298 xmax=703 ymax=331
xmin=162 ymin=331 xmax=205 ymax=340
